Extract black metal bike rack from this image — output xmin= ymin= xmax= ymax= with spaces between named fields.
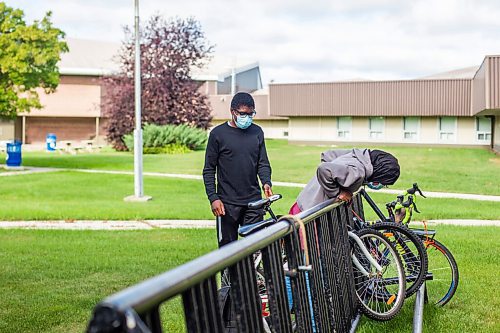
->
xmin=86 ymin=196 xmax=366 ymax=333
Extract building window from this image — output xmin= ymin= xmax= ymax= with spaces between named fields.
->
xmin=337 ymin=117 xmax=352 ymax=139
xmin=369 ymin=117 xmax=384 ymax=138
xmin=439 ymin=117 xmax=456 ymax=141
xmin=403 ymin=117 xmax=419 ymax=140
xmin=476 ymin=117 xmax=491 ymax=141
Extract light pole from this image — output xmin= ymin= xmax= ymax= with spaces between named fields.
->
xmin=125 ymin=0 xmax=151 ymax=202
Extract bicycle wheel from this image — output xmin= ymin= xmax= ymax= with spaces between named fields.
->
xmin=423 ymin=238 xmax=459 ymax=306
xmin=351 ymin=229 xmax=406 ymax=321
xmin=369 ymin=222 xmax=428 ymax=297
xmin=256 ymin=252 xmax=297 ymax=332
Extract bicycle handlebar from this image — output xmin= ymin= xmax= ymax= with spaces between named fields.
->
xmin=406 ymin=183 xmax=426 ymax=198
xmin=399 ymin=194 xmax=421 ymax=213
xmin=386 ymin=189 xmax=421 ymax=213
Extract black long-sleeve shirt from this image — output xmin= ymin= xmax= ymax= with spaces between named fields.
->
xmin=202 ymin=122 xmax=272 ymax=206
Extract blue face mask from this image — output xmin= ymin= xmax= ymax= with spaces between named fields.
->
xmin=235 ymin=115 xmax=253 ymax=129
xmin=367 ymin=182 xmax=384 ymax=190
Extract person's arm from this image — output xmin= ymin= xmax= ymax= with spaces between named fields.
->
xmin=316 ymin=162 xmax=341 ymax=198
xmin=202 ymin=132 xmax=220 ymax=204
xmin=257 ymin=135 xmax=273 ymax=197
xmin=316 ymin=157 xmax=366 ymax=201
xmin=202 ymin=133 xmax=225 ymax=216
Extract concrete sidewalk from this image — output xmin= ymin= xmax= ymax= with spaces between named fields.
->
xmin=0 ymin=166 xmax=60 ymax=177
xmin=0 ymin=219 xmax=499 ymax=229
xmin=1 ymin=165 xmax=499 ymax=202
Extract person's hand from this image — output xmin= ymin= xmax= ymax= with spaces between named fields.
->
xmin=337 ymin=190 xmax=353 ymax=202
xmin=211 ymin=200 xmax=225 ymax=216
xmin=263 ymin=184 xmax=273 ymax=198
xmin=395 ymin=207 xmax=406 ymax=223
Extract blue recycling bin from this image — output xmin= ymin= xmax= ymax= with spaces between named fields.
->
xmin=46 ymin=133 xmax=57 ymax=151
xmin=6 ymin=141 xmax=22 ymax=167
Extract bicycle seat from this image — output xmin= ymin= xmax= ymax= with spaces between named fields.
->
xmin=247 ymin=194 xmax=282 ymax=209
xmin=238 ymin=217 xmax=276 ymax=237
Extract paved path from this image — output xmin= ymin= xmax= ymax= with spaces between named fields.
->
xmin=0 ymin=166 xmax=60 ymax=177
xmin=2 ymin=165 xmax=499 ymax=202
xmin=0 ymin=219 xmax=499 ymax=229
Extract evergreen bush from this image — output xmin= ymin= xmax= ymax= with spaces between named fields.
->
xmin=123 ymin=124 xmax=208 ymax=153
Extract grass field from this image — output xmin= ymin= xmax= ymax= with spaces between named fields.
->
xmin=0 ymin=229 xmax=215 ymax=333
xmin=0 ymin=140 xmax=498 ymax=333
xmin=358 ymin=225 xmax=500 ymax=333
xmin=0 ymin=226 xmax=498 ymax=333
xmin=0 ymin=140 xmax=498 ymax=221
xmin=0 ymin=171 xmax=499 ymax=221
xmin=5 ymin=140 xmax=499 ymax=195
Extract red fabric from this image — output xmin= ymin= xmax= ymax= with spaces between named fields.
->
xmin=289 ymin=202 xmax=307 ymax=249
xmin=289 ymin=202 xmax=302 ymax=215
xmin=289 ymin=202 xmax=320 ymax=253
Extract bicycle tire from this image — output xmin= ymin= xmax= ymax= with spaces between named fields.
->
xmin=423 ymin=238 xmax=459 ymax=306
xmin=351 ymin=229 xmax=406 ymax=321
xmin=368 ymin=222 xmax=428 ymax=297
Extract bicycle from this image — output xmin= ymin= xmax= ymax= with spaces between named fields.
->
xmin=218 ymin=195 xmax=292 ymax=332
xmin=219 ymin=193 xmax=407 ymax=329
xmin=384 ymin=183 xmax=460 ymax=306
xmin=352 ymin=188 xmax=429 ymax=299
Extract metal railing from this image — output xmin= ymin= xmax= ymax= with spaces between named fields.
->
xmin=86 ymin=195 xmax=366 ymax=333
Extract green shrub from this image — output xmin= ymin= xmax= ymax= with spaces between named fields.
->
xmin=143 ymin=144 xmax=191 ymax=154
xmin=123 ymin=124 xmax=208 ymax=153
xmin=174 ymin=124 xmax=208 ymax=150
xmin=123 ymin=133 xmax=134 ymax=151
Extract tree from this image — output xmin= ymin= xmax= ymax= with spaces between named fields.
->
xmin=0 ymin=2 xmax=68 ymax=118
xmin=103 ymin=16 xmax=214 ymax=150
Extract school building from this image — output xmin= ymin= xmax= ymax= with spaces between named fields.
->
xmin=210 ymin=56 xmax=500 ymax=152
xmin=0 ymin=38 xmax=498 ymax=152
xmin=0 ymin=38 xmax=263 ymax=145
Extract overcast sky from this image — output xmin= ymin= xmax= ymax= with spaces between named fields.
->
xmin=9 ymin=0 xmax=500 ymax=85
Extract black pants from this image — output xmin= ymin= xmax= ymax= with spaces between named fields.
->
xmin=217 ymin=203 xmax=264 ymax=248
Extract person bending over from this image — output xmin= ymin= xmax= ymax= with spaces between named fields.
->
xmin=290 ymin=149 xmax=400 ymax=214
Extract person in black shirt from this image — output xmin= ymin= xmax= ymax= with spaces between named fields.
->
xmin=203 ymin=92 xmax=273 ymax=247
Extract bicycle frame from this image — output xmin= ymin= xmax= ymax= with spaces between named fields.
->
xmin=348 ymin=231 xmax=384 ymax=274
xmin=359 ymin=188 xmax=392 ymax=222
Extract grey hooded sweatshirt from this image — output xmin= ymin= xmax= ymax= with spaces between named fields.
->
xmin=296 ymin=149 xmax=374 ymax=211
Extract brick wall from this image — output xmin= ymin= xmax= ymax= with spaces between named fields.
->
xmin=25 ymin=117 xmax=97 ymax=143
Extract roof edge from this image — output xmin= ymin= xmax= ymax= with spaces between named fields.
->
xmin=60 ymin=67 xmax=116 ymax=76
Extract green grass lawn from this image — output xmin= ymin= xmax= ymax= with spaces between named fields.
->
xmin=6 ymin=140 xmax=500 ymax=195
xmin=0 ymin=140 xmax=497 ymax=221
xmin=357 ymin=225 xmax=500 ymax=333
xmin=0 ymin=171 xmax=498 ymax=221
xmin=0 ymin=226 xmax=498 ymax=333
xmin=0 ymin=229 xmax=216 ymax=333
xmin=1 ymin=140 xmax=498 ymax=333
